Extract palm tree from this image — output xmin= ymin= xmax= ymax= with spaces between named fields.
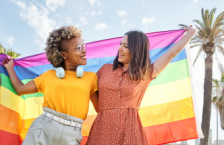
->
xmin=179 ymin=8 xmax=224 ymax=145
xmin=0 ymin=42 xmax=21 ymax=58
xmin=212 ymin=62 xmax=224 ymax=130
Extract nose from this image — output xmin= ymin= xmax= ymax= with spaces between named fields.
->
xmin=118 ymin=45 xmax=123 ymax=51
xmin=81 ymin=47 xmax=87 ymax=53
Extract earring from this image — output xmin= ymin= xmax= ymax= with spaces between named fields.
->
xmin=64 ymin=57 xmax=66 ymax=59
xmin=56 ymin=67 xmax=65 ymax=79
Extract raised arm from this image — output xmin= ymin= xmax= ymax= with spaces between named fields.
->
xmin=152 ymin=27 xmax=197 ymax=78
xmin=3 ymin=58 xmax=38 ymax=96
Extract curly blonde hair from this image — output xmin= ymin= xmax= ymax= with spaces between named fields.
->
xmin=45 ymin=26 xmax=82 ymax=67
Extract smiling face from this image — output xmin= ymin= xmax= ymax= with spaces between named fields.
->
xmin=118 ymin=35 xmax=131 ymax=65
xmin=60 ymin=37 xmax=87 ymax=66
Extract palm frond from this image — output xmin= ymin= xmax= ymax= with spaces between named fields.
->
xmin=193 ymin=19 xmax=204 ymax=29
xmin=193 ymin=46 xmax=204 ymax=65
xmin=178 ymin=24 xmax=189 ymax=29
xmin=216 ymin=45 xmax=224 ymax=56
xmin=209 ymin=8 xmax=216 ymax=27
xmin=190 ymin=44 xmax=202 ymax=49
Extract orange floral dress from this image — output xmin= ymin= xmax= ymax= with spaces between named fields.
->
xmin=86 ymin=64 xmax=155 ymax=145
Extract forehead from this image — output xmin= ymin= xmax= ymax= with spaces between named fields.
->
xmin=69 ymin=37 xmax=83 ymax=45
xmin=121 ymin=35 xmax=128 ymax=43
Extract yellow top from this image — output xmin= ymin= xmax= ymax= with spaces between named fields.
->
xmin=34 ymin=70 xmax=98 ymax=120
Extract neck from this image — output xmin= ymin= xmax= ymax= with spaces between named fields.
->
xmin=63 ymin=62 xmax=77 ymax=71
xmin=122 ymin=63 xmax=129 ymax=71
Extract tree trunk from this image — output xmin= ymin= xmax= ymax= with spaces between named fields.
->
xmin=200 ymin=54 xmax=213 ymax=145
xmin=219 ymin=105 xmax=224 ymax=130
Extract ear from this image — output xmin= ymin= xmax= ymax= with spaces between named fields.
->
xmin=60 ymin=51 xmax=67 ymax=59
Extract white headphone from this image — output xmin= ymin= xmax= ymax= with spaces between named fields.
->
xmin=55 ymin=67 xmax=84 ymax=79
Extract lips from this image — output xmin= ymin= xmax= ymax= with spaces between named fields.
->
xmin=119 ymin=53 xmax=124 ymax=58
xmin=80 ymin=55 xmax=86 ymax=59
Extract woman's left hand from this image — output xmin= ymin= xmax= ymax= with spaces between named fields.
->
xmin=185 ymin=25 xmax=197 ymax=35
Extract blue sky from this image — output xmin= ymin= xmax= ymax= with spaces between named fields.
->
xmin=1 ymin=0 xmax=224 ymax=144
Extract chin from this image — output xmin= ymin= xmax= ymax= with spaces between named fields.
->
xmin=80 ymin=62 xmax=87 ymax=65
xmin=118 ymin=59 xmax=124 ymax=63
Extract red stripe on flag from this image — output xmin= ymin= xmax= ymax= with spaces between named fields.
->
xmin=81 ymin=117 xmax=198 ymax=145
xmin=0 ymin=130 xmax=21 ymax=145
xmin=146 ymin=117 xmax=198 ymax=145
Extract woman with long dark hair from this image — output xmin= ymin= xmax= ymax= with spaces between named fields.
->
xmin=86 ymin=27 xmax=196 ymax=145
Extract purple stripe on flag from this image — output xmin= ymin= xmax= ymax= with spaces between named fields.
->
xmin=86 ymin=29 xmax=185 ymax=59
xmin=0 ymin=29 xmax=185 ymax=68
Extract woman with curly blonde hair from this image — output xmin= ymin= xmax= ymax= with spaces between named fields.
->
xmin=3 ymin=26 xmax=98 ymax=145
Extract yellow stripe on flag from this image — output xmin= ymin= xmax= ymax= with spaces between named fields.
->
xmin=0 ymin=87 xmax=43 ymax=119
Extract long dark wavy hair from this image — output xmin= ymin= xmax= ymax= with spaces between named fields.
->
xmin=113 ymin=30 xmax=152 ymax=81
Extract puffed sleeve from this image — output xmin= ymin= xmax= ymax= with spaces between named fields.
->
xmin=90 ymin=73 xmax=98 ymax=95
xmin=96 ymin=64 xmax=106 ymax=79
xmin=33 ymin=70 xmax=48 ymax=93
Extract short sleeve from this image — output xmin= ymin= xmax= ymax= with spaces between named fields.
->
xmin=33 ymin=71 xmax=48 ymax=92
xmin=149 ymin=63 xmax=157 ymax=80
xmin=90 ymin=73 xmax=98 ymax=95
xmin=96 ymin=64 xmax=106 ymax=79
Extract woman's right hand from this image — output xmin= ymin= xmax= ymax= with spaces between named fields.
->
xmin=3 ymin=58 xmax=14 ymax=69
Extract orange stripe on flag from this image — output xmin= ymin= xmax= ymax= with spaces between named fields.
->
xmin=0 ymin=104 xmax=35 ymax=140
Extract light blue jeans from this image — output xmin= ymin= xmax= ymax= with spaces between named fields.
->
xmin=22 ymin=107 xmax=84 ymax=145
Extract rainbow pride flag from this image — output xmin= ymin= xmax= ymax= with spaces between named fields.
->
xmin=0 ymin=29 xmax=203 ymax=145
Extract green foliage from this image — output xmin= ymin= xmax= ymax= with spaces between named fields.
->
xmin=0 ymin=42 xmax=21 ymax=58
xmin=179 ymin=8 xmax=224 ymax=65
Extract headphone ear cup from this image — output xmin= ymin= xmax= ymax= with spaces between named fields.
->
xmin=76 ymin=67 xmax=83 ymax=78
xmin=56 ymin=67 xmax=65 ymax=79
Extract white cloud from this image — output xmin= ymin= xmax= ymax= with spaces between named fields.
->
xmin=117 ymin=10 xmax=127 ymax=17
xmin=79 ymin=16 xmax=89 ymax=26
xmin=91 ymin=10 xmax=96 ymax=16
xmin=10 ymin=0 xmax=26 ymax=9
xmin=128 ymin=23 xmax=136 ymax=28
xmin=97 ymin=1 xmax=104 ymax=7
xmin=121 ymin=19 xmax=127 ymax=28
xmin=89 ymin=0 xmax=97 ymax=7
xmin=35 ymin=39 xmax=45 ymax=51
xmin=7 ymin=37 xmax=14 ymax=46
xmin=142 ymin=16 xmax=156 ymax=28
xmin=66 ymin=16 xmax=72 ymax=24
xmin=75 ymin=23 xmax=80 ymax=28
xmin=45 ymin=0 xmax=66 ymax=11
xmin=19 ymin=4 xmax=56 ymax=41
xmin=97 ymin=9 xmax=103 ymax=15
xmin=121 ymin=19 xmax=136 ymax=29
xmin=91 ymin=9 xmax=103 ymax=16
xmin=190 ymin=0 xmax=198 ymax=6
xmin=95 ymin=22 xmax=108 ymax=31
xmin=11 ymin=0 xmax=57 ymax=51
xmin=193 ymin=0 xmax=198 ymax=3
xmin=55 ymin=14 xmax=60 ymax=17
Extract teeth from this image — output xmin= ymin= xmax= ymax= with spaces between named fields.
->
xmin=81 ymin=56 xmax=86 ymax=58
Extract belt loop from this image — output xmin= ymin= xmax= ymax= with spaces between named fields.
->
xmin=42 ymin=111 xmax=47 ymax=119
xmin=49 ymin=114 xmax=54 ymax=122
xmin=74 ymin=122 xmax=77 ymax=130
xmin=70 ymin=120 xmax=73 ymax=127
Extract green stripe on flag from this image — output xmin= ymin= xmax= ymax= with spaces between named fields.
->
xmin=0 ymin=73 xmax=44 ymax=100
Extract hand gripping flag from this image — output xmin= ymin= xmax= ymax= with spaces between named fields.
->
xmin=0 ymin=29 xmax=203 ymax=145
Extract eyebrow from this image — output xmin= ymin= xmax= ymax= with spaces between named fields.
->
xmin=120 ymin=41 xmax=128 ymax=45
